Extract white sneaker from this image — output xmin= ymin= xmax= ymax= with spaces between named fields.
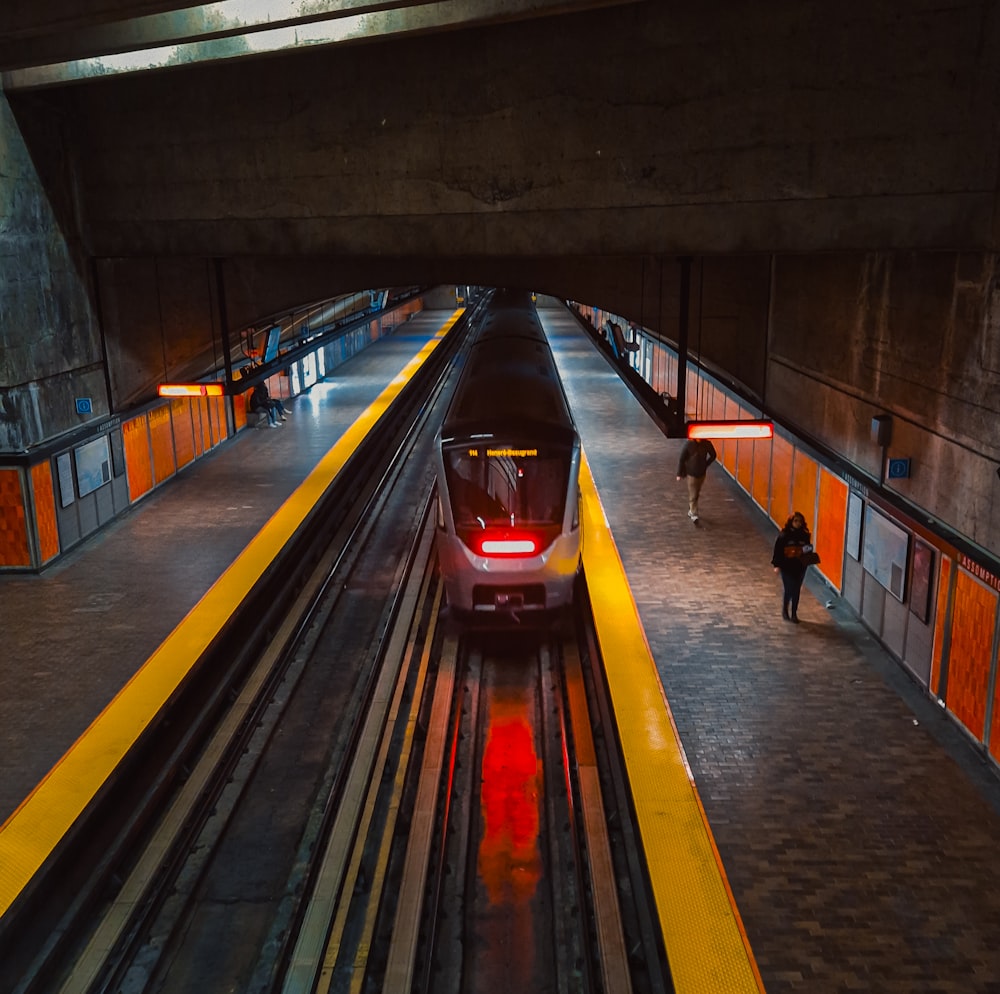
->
xmin=271 ymin=422 xmax=282 ymax=428
xmin=687 ymin=509 xmax=695 ymax=519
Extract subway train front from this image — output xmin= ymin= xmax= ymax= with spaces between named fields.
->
xmin=436 ymin=289 xmax=582 ymax=617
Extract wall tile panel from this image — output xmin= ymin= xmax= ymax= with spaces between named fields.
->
xmin=0 ymin=468 xmax=30 ymax=567
xmin=172 ymin=398 xmax=197 ymax=469
xmin=769 ymin=434 xmax=794 ymax=526
xmin=149 ymin=404 xmax=176 ymax=485
xmin=791 ymin=450 xmax=818 ymax=530
xmin=944 ymin=570 xmax=996 ymax=741
xmin=816 ymin=468 xmax=848 ymax=592
xmin=30 ymin=461 xmax=60 ymax=563
xmin=123 ymin=414 xmax=153 ymax=502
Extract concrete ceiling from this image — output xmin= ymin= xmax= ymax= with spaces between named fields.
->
xmin=4 ymin=0 xmax=1000 ymax=359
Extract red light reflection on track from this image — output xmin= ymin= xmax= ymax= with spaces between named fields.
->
xmin=477 ymin=691 xmax=542 ymax=908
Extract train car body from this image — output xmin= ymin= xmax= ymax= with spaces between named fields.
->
xmin=436 ymin=290 xmax=582 ymax=616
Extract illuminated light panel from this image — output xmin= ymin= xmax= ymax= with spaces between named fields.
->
xmin=687 ymin=420 xmax=773 ymax=440
xmin=158 ymin=383 xmax=224 ymax=397
xmin=481 ymin=538 xmax=537 ymax=555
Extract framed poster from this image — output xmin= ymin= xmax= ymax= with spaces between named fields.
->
xmin=75 ymin=435 xmax=111 ymax=498
xmin=56 ymin=452 xmax=75 ymax=507
xmin=909 ymin=539 xmax=934 ymax=623
xmin=846 ymin=491 xmax=863 ymax=561
xmin=862 ymin=506 xmax=909 ymax=601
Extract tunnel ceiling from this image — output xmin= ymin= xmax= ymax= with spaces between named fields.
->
xmin=3 ymin=0 xmax=1000 ymax=331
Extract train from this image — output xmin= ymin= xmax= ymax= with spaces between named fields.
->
xmin=435 ymin=289 xmax=583 ymax=616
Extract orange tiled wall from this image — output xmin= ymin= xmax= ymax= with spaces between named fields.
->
xmin=816 ymin=468 xmax=848 ymax=592
xmin=233 ymin=392 xmax=249 ymax=431
xmin=212 ymin=395 xmax=228 ymax=445
xmin=791 ymin=450 xmax=819 ymax=529
xmin=197 ymin=397 xmax=214 ymax=453
xmin=736 ymin=435 xmax=754 ymax=495
xmin=943 ymin=571 xmax=997 ymax=741
xmin=149 ymin=404 xmax=177 ymax=485
xmin=719 ymin=395 xmax=739 ymax=475
xmin=4 ymin=395 xmax=237 ymax=571
xmin=172 ymin=398 xmax=197 ymax=469
xmin=769 ymin=434 xmax=794 ymax=525
xmin=751 ymin=437 xmax=772 ymax=511
xmin=0 ymin=468 xmax=31 ymax=567
xmin=30 ymin=461 xmax=60 ymax=564
xmin=123 ymin=414 xmax=154 ymax=502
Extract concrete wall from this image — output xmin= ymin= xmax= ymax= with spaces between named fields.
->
xmin=0 ymin=88 xmax=103 ymax=452
xmin=7 ymin=1 xmax=999 ymax=260
xmin=95 ymin=257 xmax=223 ymax=408
xmin=767 ymin=251 xmax=1000 ymax=555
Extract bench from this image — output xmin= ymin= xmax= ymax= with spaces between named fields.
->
xmin=606 ymin=320 xmax=640 ymax=360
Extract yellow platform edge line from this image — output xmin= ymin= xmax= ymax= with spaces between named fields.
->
xmin=579 ymin=453 xmax=765 ymax=994
xmin=0 ymin=311 xmax=463 ymax=919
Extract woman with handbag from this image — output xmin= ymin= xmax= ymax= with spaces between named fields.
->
xmin=771 ymin=512 xmax=815 ymax=623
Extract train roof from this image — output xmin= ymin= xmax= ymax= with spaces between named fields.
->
xmin=441 ymin=301 xmax=577 ymax=444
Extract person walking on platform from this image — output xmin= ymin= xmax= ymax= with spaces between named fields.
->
xmin=772 ymin=511 xmax=812 ymax=622
xmin=676 ymin=437 xmax=717 ymax=522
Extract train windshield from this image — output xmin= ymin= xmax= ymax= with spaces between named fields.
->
xmin=444 ymin=444 xmax=570 ymax=528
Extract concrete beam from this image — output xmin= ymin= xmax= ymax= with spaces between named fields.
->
xmin=8 ymin=2 xmax=999 ymax=260
xmin=0 ymin=0 xmax=638 ymax=82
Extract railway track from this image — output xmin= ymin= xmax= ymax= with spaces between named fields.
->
xmin=382 ymin=625 xmax=635 ymax=994
xmin=6 ymin=310 xmax=673 ymax=994
xmin=3 ymin=307 xmax=474 ymax=994
xmin=24 ymin=542 xmax=669 ymax=993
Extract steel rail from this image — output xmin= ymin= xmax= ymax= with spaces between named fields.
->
xmin=382 ymin=630 xmax=460 ymax=992
xmin=561 ymin=633 xmax=634 ymax=994
xmin=43 ymin=312 xmax=473 ymax=994
xmin=54 ymin=449 xmax=435 ymax=994
xmin=279 ymin=500 xmax=439 ymax=993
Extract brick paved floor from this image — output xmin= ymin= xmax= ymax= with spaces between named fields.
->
xmin=544 ymin=309 xmax=1000 ymax=994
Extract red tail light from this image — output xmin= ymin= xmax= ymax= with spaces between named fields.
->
xmin=481 ymin=536 xmax=538 ymax=555
xmin=458 ymin=526 xmax=559 ymax=558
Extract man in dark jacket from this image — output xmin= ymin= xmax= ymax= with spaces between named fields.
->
xmin=676 ymin=437 xmax=717 ymax=522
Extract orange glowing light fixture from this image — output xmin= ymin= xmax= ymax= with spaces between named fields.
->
xmin=686 ymin=419 xmax=773 ymax=440
xmin=158 ymin=383 xmax=225 ymax=398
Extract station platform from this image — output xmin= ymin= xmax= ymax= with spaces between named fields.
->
xmin=0 ymin=313 xmax=454 ymax=825
xmin=541 ymin=306 xmax=1000 ymax=994
xmin=3 ymin=302 xmax=1000 ymax=992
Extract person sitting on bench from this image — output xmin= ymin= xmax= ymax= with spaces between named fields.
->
xmin=250 ymin=382 xmax=287 ymax=427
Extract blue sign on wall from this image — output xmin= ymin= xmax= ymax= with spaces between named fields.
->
xmin=888 ymin=458 xmax=910 ymax=479
xmin=75 ymin=397 xmax=92 ymax=415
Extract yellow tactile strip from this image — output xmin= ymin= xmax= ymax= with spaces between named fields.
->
xmin=579 ymin=453 xmax=765 ymax=994
xmin=0 ymin=312 xmax=462 ymax=921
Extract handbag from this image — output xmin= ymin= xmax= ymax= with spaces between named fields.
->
xmin=801 ymin=549 xmax=821 ymax=566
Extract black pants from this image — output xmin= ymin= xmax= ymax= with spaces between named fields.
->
xmin=779 ymin=568 xmax=805 ymax=615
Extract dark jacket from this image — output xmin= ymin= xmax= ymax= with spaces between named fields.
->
xmin=677 ymin=439 xmax=717 ymax=478
xmin=771 ymin=525 xmax=812 ymax=575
